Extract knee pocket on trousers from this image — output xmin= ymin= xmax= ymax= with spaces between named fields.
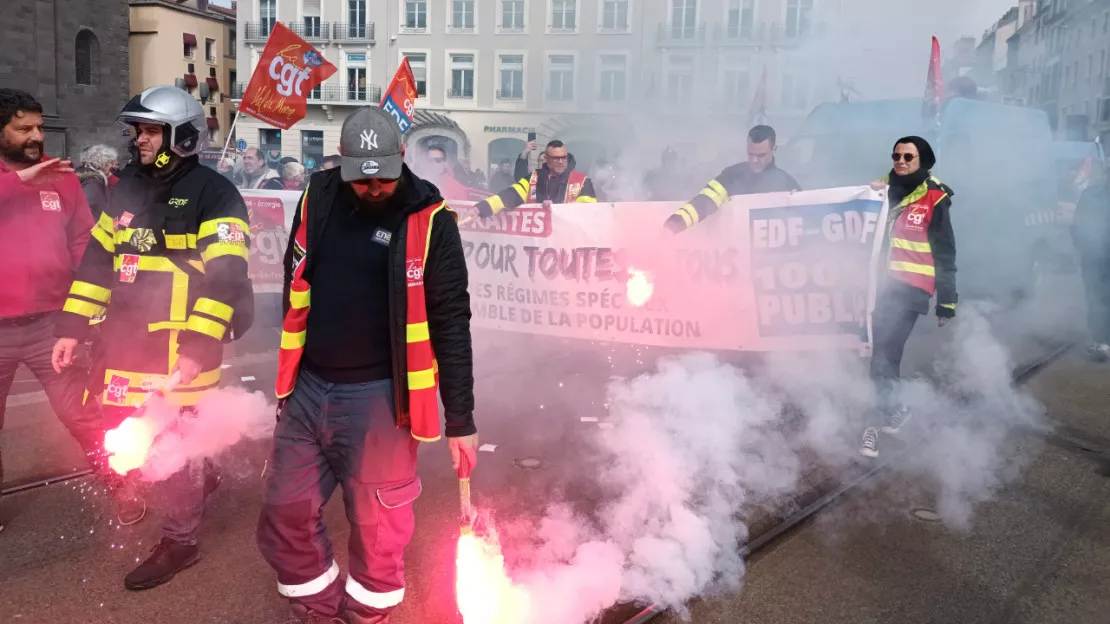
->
xmin=345 ymin=477 xmax=421 ymax=525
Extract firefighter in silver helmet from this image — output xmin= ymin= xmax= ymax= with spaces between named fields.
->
xmin=52 ymin=85 xmax=254 ymax=590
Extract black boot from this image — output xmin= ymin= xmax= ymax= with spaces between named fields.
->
xmin=124 ymin=537 xmax=200 ymax=590
xmin=288 ymin=604 xmax=346 ymax=624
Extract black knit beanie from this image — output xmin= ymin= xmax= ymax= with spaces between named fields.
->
xmin=893 ymin=136 xmax=936 ymax=170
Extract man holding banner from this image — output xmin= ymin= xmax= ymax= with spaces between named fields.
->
xmin=664 ymin=125 xmax=800 ymax=233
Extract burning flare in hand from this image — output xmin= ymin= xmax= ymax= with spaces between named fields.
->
xmin=626 ymin=268 xmax=655 ymax=308
xmin=456 ymin=521 xmax=531 ymax=624
xmin=103 ymin=417 xmax=157 ymax=475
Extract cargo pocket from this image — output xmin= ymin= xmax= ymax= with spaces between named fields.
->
xmin=376 ymin=477 xmax=422 ymax=510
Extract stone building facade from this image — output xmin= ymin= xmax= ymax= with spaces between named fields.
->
xmin=0 ymin=0 xmax=131 ymax=158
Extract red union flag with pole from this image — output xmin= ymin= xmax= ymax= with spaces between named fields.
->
xmin=380 ymin=58 xmax=418 ymax=134
xmin=922 ymin=36 xmax=943 ymax=126
xmin=240 ymin=23 xmax=337 ymax=130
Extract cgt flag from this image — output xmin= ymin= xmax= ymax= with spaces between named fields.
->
xmin=380 ymin=58 xmax=419 ymax=134
xmin=922 ymin=36 xmax=943 ymax=127
xmin=239 ymin=23 xmax=337 ymax=130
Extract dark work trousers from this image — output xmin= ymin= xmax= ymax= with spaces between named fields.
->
xmin=1080 ymin=258 xmax=1110 ymax=344
xmin=0 ymin=313 xmax=99 ymax=454
xmin=256 ymin=369 xmax=421 ymax=618
xmin=869 ymin=295 xmax=922 ymax=423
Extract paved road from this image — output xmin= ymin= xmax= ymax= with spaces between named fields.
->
xmin=653 ymin=353 xmax=1110 ymax=624
xmin=0 ymin=277 xmax=1093 ymax=624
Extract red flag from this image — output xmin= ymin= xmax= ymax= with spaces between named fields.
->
xmin=749 ymin=67 xmax=768 ymax=127
xmin=239 ymin=23 xmax=337 ymax=130
xmin=379 ymin=59 xmax=419 ymax=134
xmin=923 ymin=36 xmax=943 ymax=126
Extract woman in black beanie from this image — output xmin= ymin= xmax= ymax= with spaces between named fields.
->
xmin=860 ymin=136 xmax=958 ymax=459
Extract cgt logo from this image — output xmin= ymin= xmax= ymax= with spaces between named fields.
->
xmin=406 ymin=258 xmax=423 ymax=287
xmin=106 ymin=374 xmax=131 ymax=405
xmin=269 ymin=49 xmax=312 ymax=97
xmin=905 ymin=204 xmax=930 ymax=230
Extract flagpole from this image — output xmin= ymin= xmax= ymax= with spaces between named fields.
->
xmin=219 ymin=108 xmax=243 ymax=163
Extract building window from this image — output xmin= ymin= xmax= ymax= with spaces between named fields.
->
xmin=348 ymin=67 xmax=367 ymax=101
xmin=405 ymin=1 xmax=428 ymax=30
xmin=602 ymin=0 xmax=629 ymax=31
xmin=184 ymin=34 xmax=197 ymax=58
xmin=785 ymin=0 xmax=813 ymax=38
xmin=666 ymin=55 xmax=695 ymax=106
xmin=598 ymin=54 xmax=627 ymax=101
xmin=723 ymin=68 xmax=750 ymax=109
xmin=260 ymin=0 xmax=277 ymax=35
xmin=671 ymin=0 xmax=697 ymax=39
xmin=349 ymin=0 xmax=367 ymax=37
xmin=205 ymin=39 xmax=216 ymax=62
xmin=304 ymin=0 xmax=322 ymax=37
xmin=501 ymin=0 xmax=525 ymax=30
xmin=449 ymin=53 xmax=475 ymax=98
xmin=451 ymin=0 xmax=476 ymax=30
xmin=548 ymin=54 xmax=575 ymax=100
xmin=497 ymin=54 xmax=525 ymax=100
xmin=727 ymin=0 xmax=755 ymax=39
xmin=404 ymin=52 xmax=428 ymax=97
xmin=228 ymin=30 xmax=236 ymax=57
xmin=551 ymin=0 xmax=577 ymax=31
xmin=302 ymin=130 xmax=324 ymax=170
xmin=75 ymin=29 xmax=100 ymax=86
xmin=229 ymin=68 xmax=237 ymax=90
xmin=260 ymin=128 xmax=281 ymax=159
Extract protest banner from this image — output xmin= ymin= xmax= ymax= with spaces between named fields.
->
xmin=238 ymin=187 xmax=886 ymax=351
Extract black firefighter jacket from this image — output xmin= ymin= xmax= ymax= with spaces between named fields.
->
xmin=282 ymin=166 xmax=476 ymax=436
xmin=56 ymin=157 xmax=253 ymax=387
xmin=665 ymin=161 xmax=801 ymax=233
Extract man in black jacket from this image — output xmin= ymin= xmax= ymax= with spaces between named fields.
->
xmin=475 ymin=139 xmax=597 ymax=218
xmin=664 ymin=125 xmax=800 ymax=233
xmin=257 ymin=107 xmax=478 ymax=624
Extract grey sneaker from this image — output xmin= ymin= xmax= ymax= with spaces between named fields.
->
xmin=860 ymin=427 xmax=880 ymax=458
xmin=881 ymin=406 xmax=913 ymax=435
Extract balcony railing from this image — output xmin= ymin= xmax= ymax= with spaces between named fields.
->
xmin=447 ymin=88 xmax=475 ymax=99
xmin=711 ymin=22 xmax=809 ymax=47
xmin=232 ymin=82 xmax=382 ymax=104
xmin=496 ymin=89 xmax=524 ymax=101
xmin=657 ymin=23 xmax=707 ymax=46
xmin=243 ymin=22 xmax=274 ymax=42
xmin=332 ymin=22 xmax=376 ymax=42
xmin=289 ymin=21 xmax=331 ymax=41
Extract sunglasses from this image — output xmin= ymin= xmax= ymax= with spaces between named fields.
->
xmin=891 ymin=153 xmax=916 ymax=162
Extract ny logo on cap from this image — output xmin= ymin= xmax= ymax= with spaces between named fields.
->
xmin=361 ymin=129 xmax=378 ymax=151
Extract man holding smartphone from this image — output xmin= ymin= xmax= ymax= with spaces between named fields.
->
xmin=476 ymin=137 xmax=597 ymax=219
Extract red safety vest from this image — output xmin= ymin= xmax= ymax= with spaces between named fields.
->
xmin=887 ymin=178 xmax=948 ymax=294
xmin=275 ymin=186 xmax=452 ymax=442
xmin=528 ymin=170 xmax=588 ymax=203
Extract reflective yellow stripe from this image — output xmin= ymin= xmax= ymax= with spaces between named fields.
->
xmin=197 ymin=217 xmax=251 ymax=240
xmin=890 ymin=238 xmax=932 ymax=253
xmin=406 ymin=322 xmax=430 ymax=343
xmin=940 ymin=303 xmax=956 ymax=310
xmin=486 ymin=195 xmax=505 ymax=214
xmin=186 ymin=315 xmax=226 ymax=341
xmin=97 ymin=212 xmax=115 ymax=233
xmin=111 ymin=255 xmax=190 ymax=321
xmin=889 ymin=261 xmax=936 ymax=276
xmin=576 ymin=196 xmax=597 ymax=203
xmin=148 ymin=321 xmax=188 ymax=332
xmin=707 ymin=179 xmax=728 ymax=200
xmin=114 ymin=227 xmax=135 ymax=245
xmin=281 ymin=330 xmax=307 ymax=350
xmin=407 ymin=368 xmax=436 ymax=390
xmin=681 ymin=204 xmax=701 ymax=226
xmin=91 ymin=227 xmax=116 ymax=252
xmin=63 ymin=298 xmax=104 ymax=318
xmin=511 ymin=181 xmax=528 ymax=201
xmin=896 ymin=182 xmax=929 ymax=208
xmin=201 ymin=242 xmax=250 ymax=263
xmin=102 ymin=368 xmax=221 ymax=407
xmin=195 ymin=297 xmax=234 ymax=323
xmin=164 ymin=234 xmax=188 ymax=249
xmin=675 ymin=205 xmax=694 ymax=228
xmin=113 ymin=255 xmax=176 ymax=272
xmin=70 ymin=280 xmax=111 ymax=303
xmin=289 ymin=288 xmax=310 ymax=310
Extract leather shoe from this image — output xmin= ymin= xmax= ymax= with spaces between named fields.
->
xmin=124 ymin=537 xmax=200 ymax=590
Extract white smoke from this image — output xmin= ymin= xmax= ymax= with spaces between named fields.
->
xmin=492 ymin=305 xmax=1045 ymax=622
xmin=136 ymin=387 xmax=276 ymax=482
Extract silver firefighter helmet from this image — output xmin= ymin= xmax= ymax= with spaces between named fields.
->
xmin=118 ymin=86 xmax=208 ymax=161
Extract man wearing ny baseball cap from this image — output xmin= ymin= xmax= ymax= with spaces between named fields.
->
xmin=257 ymin=107 xmax=479 ymax=624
